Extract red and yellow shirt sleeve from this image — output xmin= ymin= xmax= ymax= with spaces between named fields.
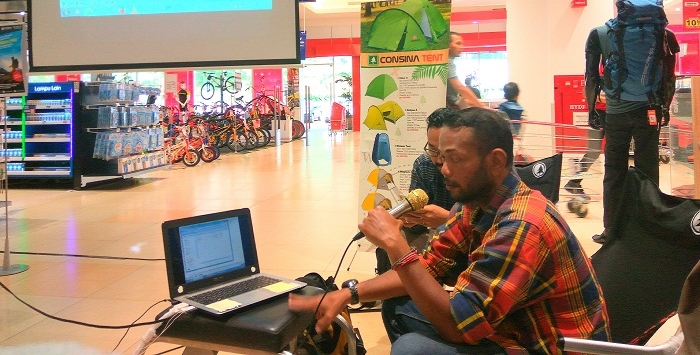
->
xmin=419 ymin=172 xmax=610 ymax=354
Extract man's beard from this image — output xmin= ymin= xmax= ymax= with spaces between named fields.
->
xmin=447 ymin=162 xmax=494 ymax=204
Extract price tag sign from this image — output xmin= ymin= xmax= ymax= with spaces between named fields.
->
xmin=683 ymin=1 xmax=700 ymax=30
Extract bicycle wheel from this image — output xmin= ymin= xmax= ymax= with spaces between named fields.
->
xmin=258 ymin=128 xmax=272 ymax=146
xmin=201 ymin=82 xmax=215 ymax=100
xmin=242 ymin=131 xmax=259 ymax=150
xmin=226 ymin=132 xmax=244 ymax=152
xmin=224 ymin=76 xmax=238 ymax=94
xmin=199 ymin=146 xmax=217 ymax=162
xmin=182 ymin=149 xmax=201 ymax=166
xmin=292 ymin=120 xmax=306 ymax=139
xmin=210 ymin=144 xmax=221 ymax=160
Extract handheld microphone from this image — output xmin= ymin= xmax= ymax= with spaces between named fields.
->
xmin=352 ymin=189 xmax=429 ymax=241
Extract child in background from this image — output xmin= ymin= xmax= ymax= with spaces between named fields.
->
xmin=498 ymin=82 xmax=524 ymax=136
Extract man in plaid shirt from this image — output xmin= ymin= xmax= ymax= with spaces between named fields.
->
xmin=290 ymin=108 xmax=610 ymax=354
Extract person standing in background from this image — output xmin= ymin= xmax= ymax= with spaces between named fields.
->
xmin=176 ymin=81 xmax=190 ymax=122
xmin=464 ymin=75 xmax=481 ymax=99
xmin=564 ymin=88 xmax=606 ymax=207
xmin=498 ymin=82 xmax=525 ymax=136
xmin=447 ymin=32 xmax=486 ymax=110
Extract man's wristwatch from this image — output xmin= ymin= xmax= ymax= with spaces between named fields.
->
xmin=341 ymin=279 xmax=360 ymax=305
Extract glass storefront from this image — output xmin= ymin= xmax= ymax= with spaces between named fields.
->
xmin=453 ymin=51 xmax=509 ymax=100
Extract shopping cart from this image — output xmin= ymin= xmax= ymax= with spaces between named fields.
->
xmin=329 ymin=102 xmax=346 ymax=136
xmin=514 ymin=118 xmax=694 ymax=217
xmin=512 ymin=120 xmax=604 ymax=218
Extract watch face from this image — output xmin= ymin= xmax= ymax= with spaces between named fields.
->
xmin=342 ymin=279 xmax=358 ymax=288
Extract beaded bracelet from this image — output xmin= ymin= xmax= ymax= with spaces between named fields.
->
xmin=391 ymin=248 xmax=419 ymax=271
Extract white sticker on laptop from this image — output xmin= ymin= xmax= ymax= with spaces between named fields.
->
xmin=265 ymin=282 xmax=297 ymax=293
xmin=208 ymin=299 xmax=241 ymax=312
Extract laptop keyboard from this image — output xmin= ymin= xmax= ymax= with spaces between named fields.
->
xmin=191 ymin=275 xmax=281 ymax=305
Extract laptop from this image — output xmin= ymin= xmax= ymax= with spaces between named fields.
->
xmin=162 ymin=208 xmax=306 ymax=316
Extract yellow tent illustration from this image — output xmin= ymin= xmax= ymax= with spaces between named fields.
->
xmin=363 ymin=105 xmax=387 ymax=130
xmin=378 ymin=101 xmax=405 ymax=123
xmin=367 ymin=168 xmax=404 ymax=201
xmin=361 ymin=192 xmax=393 ymax=211
xmin=366 ymin=168 xmax=391 ymax=188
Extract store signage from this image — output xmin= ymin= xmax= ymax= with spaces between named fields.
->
xmin=30 ymin=82 xmax=73 ymax=94
xmin=571 ymin=0 xmax=587 ymax=7
xmin=0 ymin=23 xmax=27 ymax=97
xmin=299 ymin=30 xmax=307 ymax=60
xmin=683 ymin=1 xmax=700 ymax=31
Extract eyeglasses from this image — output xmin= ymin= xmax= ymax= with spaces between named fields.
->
xmin=423 ymin=142 xmax=440 ymax=157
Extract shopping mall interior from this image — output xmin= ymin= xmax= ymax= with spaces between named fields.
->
xmin=0 ymin=0 xmax=697 ymax=354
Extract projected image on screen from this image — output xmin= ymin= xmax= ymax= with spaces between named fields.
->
xmin=59 ymin=0 xmax=273 ymax=17
xmin=29 ymin=0 xmax=300 ymax=72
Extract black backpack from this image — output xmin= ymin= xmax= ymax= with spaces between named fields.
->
xmin=294 ymin=273 xmax=367 ymax=355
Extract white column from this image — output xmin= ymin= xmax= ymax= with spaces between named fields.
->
xmin=505 ymin=0 xmax=612 ymax=150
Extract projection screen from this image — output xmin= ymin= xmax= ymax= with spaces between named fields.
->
xmin=28 ymin=0 xmax=300 ymax=72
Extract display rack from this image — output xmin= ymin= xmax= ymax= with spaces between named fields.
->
xmin=73 ymin=81 xmax=167 ymax=189
xmin=2 ymin=82 xmax=76 ymax=179
xmin=0 ymin=97 xmax=27 ymax=276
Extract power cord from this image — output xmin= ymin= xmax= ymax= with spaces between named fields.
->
xmin=0 ymin=280 xmax=172 ymax=329
xmin=0 ymin=250 xmax=165 ymax=261
xmin=111 ymin=299 xmax=170 ymax=353
xmin=132 ymin=303 xmax=195 ymax=355
xmin=151 ymin=346 xmax=184 ymax=355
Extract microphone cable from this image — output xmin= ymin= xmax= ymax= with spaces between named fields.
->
xmin=312 ymin=238 xmax=355 ymax=324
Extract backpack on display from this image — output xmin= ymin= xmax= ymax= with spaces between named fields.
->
xmin=602 ymin=0 xmax=669 ymax=104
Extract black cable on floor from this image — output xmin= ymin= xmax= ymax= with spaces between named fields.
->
xmin=152 ymin=345 xmax=184 ymax=354
xmin=0 ymin=250 xmax=164 ymax=261
xmin=0 ymin=280 xmax=171 ymax=329
xmin=111 ymin=299 xmax=170 ymax=353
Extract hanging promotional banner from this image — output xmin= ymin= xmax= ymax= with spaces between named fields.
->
xmin=0 ymin=23 xmax=27 ymax=97
xmin=358 ymin=0 xmax=451 ymax=224
xmin=683 ymin=1 xmax=700 ymax=31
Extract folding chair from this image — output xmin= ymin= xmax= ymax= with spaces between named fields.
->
xmin=676 ymin=259 xmax=700 ymax=355
xmin=562 ymin=167 xmax=700 ymax=354
xmin=515 ymin=153 xmax=562 ymax=204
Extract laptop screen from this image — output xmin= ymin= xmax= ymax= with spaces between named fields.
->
xmin=162 ymin=209 xmax=260 ymax=298
xmin=180 ymin=217 xmax=246 ymax=283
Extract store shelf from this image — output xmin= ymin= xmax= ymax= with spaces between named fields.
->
xmin=75 ymin=81 xmax=164 ymax=189
xmin=4 ymin=82 xmax=76 ymax=182
xmin=0 ymin=157 xmax=68 ymax=162
xmin=28 ymin=104 xmax=71 ymax=110
xmin=1 ymin=121 xmax=71 ymax=126
xmin=8 ymin=170 xmax=71 ymax=177
xmin=25 ymin=137 xmax=71 ymax=143
xmin=23 ymin=156 xmax=71 ymax=161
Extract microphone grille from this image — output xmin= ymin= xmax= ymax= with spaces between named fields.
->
xmin=406 ymin=189 xmax=429 ymax=211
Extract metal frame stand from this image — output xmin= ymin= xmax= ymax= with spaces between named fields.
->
xmin=0 ymin=96 xmax=28 ymax=276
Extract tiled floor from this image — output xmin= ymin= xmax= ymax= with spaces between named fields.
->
xmin=0 ymin=123 xmax=690 ymax=354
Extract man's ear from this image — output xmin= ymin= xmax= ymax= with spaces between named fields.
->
xmin=487 ymin=148 xmax=508 ymax=169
